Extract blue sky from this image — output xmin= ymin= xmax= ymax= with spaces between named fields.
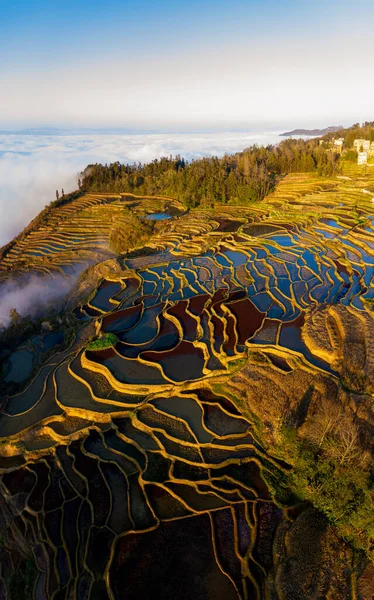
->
xmin=1 ymin=0 xmax=374 ymax=128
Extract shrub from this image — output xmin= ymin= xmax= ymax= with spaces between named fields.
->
xmin=343 ymin=150 xmax=358 ymax=162
xmin=87 ymin=333 xmax=118 ymax=350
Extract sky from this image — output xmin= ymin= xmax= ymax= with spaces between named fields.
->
xmin=1 ymin=0 xmax=374 ymax=130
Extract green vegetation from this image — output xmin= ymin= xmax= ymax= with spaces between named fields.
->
xmin=81 ymin=139 xmax=340 ymax=209
xmin=365 ymin=298 xmax=374 ymax=310
xmin=278 ymin=423 xmax=374 ymax=557
xmin=108 ymin=210 xmax=154 ymax=254
xmin=87 ymin=333 xmax=118 ymax=350
xmin=342 ymin=149 xmax=358 ymax=162
xmin=328 ymin=121 xmax=374 ymax=147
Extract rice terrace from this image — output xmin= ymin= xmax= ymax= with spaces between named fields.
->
xmin=1 ymin=132 xmax=374 ymax=599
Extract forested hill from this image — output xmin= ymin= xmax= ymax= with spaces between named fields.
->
xmin=81 ymin=138 xmax=340 ymax=209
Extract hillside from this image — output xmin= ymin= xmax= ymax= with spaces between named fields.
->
xmin=0 ymin=150 xmax=374 ymax=598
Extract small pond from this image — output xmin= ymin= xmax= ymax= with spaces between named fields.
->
xmin=145 ymin=213 xmax=172 ymax=221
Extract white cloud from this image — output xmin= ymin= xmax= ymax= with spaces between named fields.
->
xmin=0 ymin=270 xmax=85 ymax=327
xmin=0 ymin=130 xmax=281 ymax=246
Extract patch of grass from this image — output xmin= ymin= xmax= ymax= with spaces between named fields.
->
xmin=226 ymin=356 xmax=248 ymax=373
xmin=364 ymin=298 xmax=374 ymax=310
xmin=87 ymin=333 xmax=118 ymax=350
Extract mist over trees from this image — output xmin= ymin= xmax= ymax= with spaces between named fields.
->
xmin=81 ymin=139 xmax=340 ymax=208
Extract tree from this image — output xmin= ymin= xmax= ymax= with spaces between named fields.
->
xmin=56 ymin=190 xmax=59 ymax=201
xmin=80 ymin=139 xmax=340 ymax=210
xmin=306 ymin=397 xmax=342 ymax=449
xmin=9 ymin=308 xmax=22 ymax=325
xmin=324 ymin=418 xmax=369 ymax=467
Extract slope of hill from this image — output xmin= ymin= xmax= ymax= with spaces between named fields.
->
xmin=0 ymin=157 xmax=374 ymax=598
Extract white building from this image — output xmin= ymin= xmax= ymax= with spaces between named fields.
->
xmin=332 ymin=138 xmax=344 ymax=153
xmin=354 ymin=139 xmax=371 ymax=153
xmin=358 ymin=151 xmax=368 ymax=165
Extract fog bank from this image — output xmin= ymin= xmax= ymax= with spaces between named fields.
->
xmin=0 ymin=270 xmax=85 ymax=328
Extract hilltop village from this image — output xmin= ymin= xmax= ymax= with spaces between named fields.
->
xmin=321 ymin=121 xmax=374 ymax=165
xmin=326 ymin=137 xmax=374 ymax=164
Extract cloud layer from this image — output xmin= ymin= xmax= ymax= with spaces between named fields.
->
xmin=0 ymin=270 xmax=86 ymax=328
xmin=0 ymin=130 xmax=280 ymax=246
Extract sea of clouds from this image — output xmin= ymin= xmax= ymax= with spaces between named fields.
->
xmin=0 ymin=130 xmax=281 ymax=247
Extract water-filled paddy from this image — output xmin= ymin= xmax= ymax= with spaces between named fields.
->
xmin=2 ymin=178 xmax=374 ymax=598
xmin=70 ymin=194 xmax=374 ymax=387
xmin=5 ymin=348 xmax=34 ymax=383
xmin=146 ymin=213 xmax=172 ymax=220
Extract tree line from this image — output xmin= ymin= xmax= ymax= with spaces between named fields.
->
xmin=81 ymin=139 xmax=340 ymax=209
